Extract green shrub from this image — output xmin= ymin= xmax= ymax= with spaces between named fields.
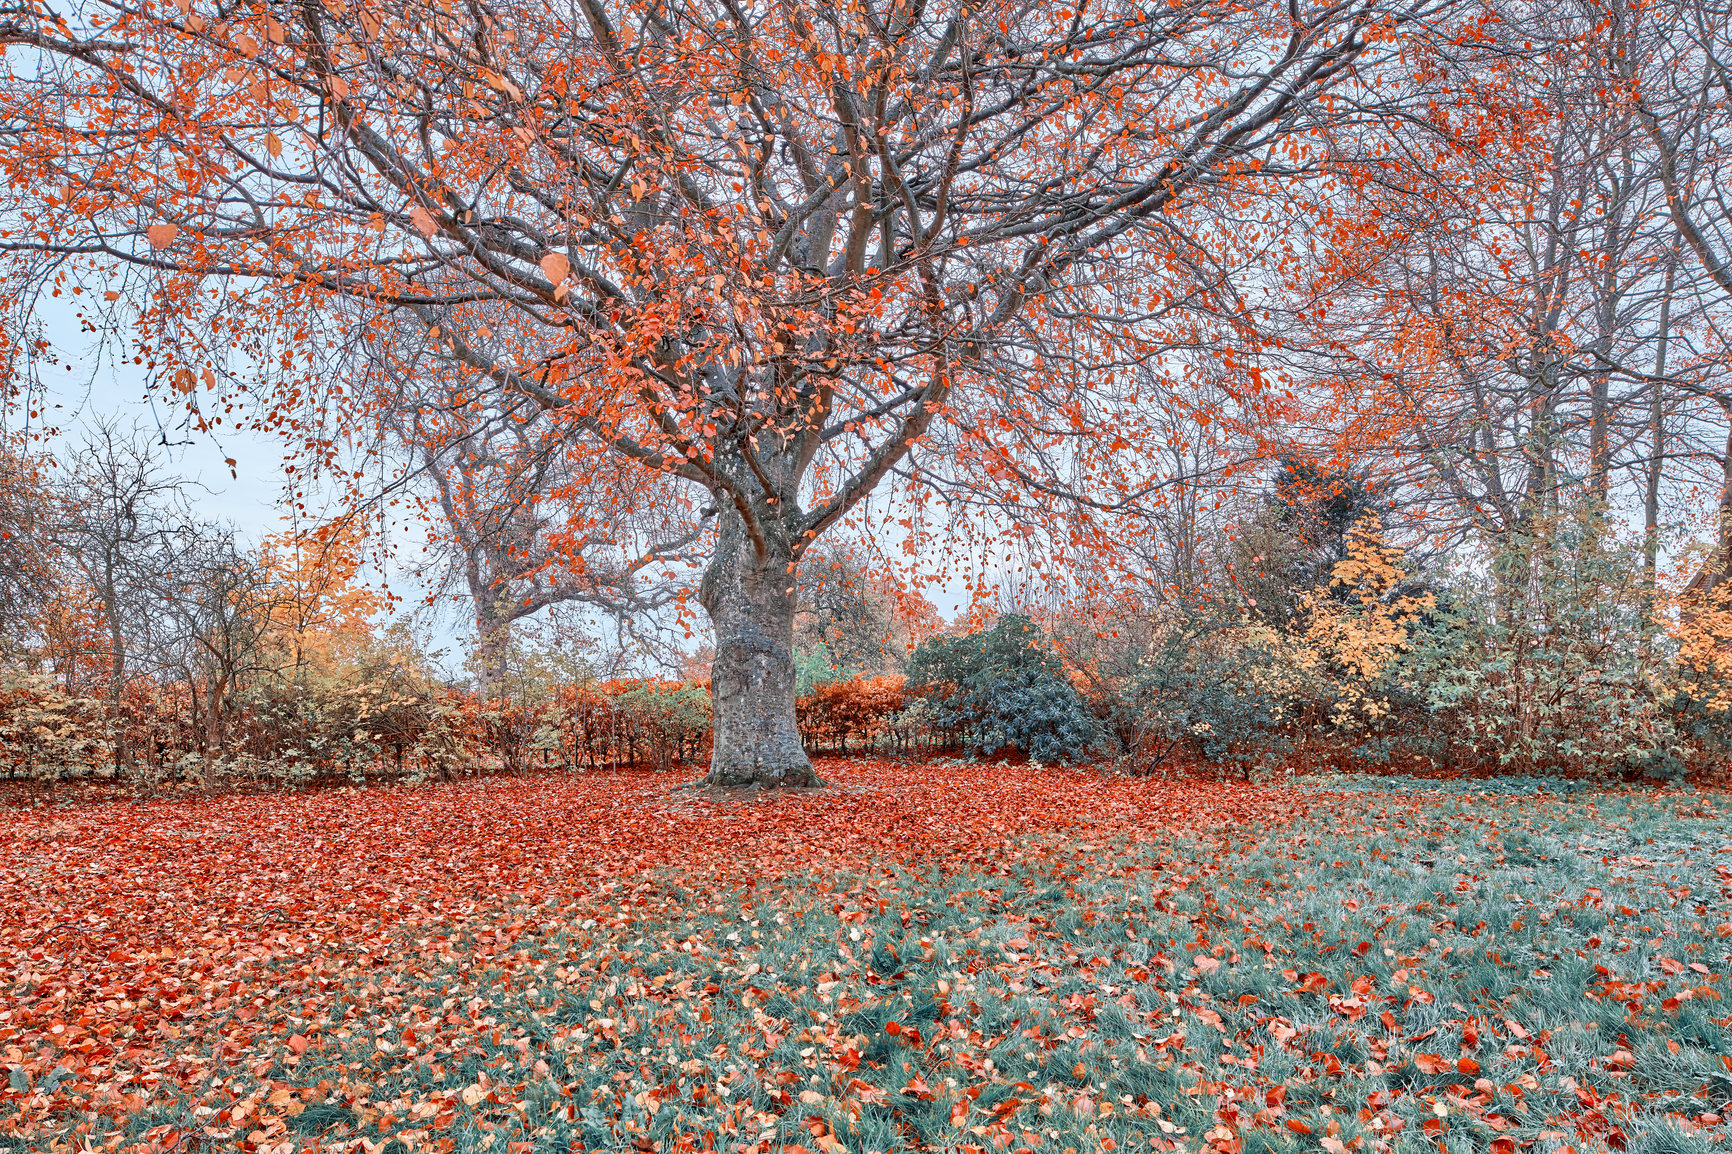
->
xmin=1395 ymin=506 xmax=1685 ymax=777
xmin=611 ymin=682 xmax=711 ymax=771
xmin=1111 ymin=610 xmax=1297 ymax=777
xmin=907 ymin=615 xmax=1100 ymax=762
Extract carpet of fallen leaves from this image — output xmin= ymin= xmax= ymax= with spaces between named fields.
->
xmin=3 ymin=760 xmax=1730 ymax=1154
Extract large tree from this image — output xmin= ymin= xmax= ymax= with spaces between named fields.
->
xmin=1 ymin=0 xmax=1451 ymax=785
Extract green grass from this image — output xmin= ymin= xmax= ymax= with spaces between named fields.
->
xmin=47 ymin=782 xmax=1732 ymax=1154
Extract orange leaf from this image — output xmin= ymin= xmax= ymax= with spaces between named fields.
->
xmin=540 ymin=252 xmax=571 ymax=284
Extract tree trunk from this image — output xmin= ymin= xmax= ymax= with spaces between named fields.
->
xmin=473 ymin=603 xmax=508 ymax=712
xmin=1718 ymin=404 xmax=1732 ymax=581
xmin=102 ymin=559 xmax=127 ymax=774
xmin=1641 ymin=261 xmax=1673 ymax=666
xmin=699 ymin=511 xmax=821 ymax=788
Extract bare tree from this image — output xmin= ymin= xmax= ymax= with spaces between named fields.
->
xmin=56 ymin=422 xmax=195 ymax=766
xmin=1619 ymin=0 xmax=1732 ymax=584
xmin=375 ymin=370 xmax=711 ymax=704
xmin=150 ymin=526 xmax=280 ymax=764
xmin=0 ymin=436 xmax=57 ymax=652
xmin=1261 ymin=0 xmax=1731 ymax=573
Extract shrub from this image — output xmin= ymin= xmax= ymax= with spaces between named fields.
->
xmin=242 ymin=659 xmax=464 ymax=783
xmin=796 ymin=675 xmax=905 ymax=753
xmin=0 ymin=671 xmax=108 ymax=787
xmin=1292 ymin=514 xmax=1436 ymax=731
xmin=907 ymin=615 xmax=1100 ymax=762
xmin=882 ymin=694 xmax=941 ymax=755
xmin=1392 ymin=507 xmax=1684 ymax=777
xmin=1110 ymin=611 xmax=1298 ymax=777
xmin=610 ymin=682 xmax=712 ymax=771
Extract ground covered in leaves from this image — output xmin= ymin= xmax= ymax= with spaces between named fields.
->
xmin=4 ymin=761 xmax=1731 ymax=1154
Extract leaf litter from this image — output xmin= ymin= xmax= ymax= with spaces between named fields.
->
xmin=2 ymin=761 xmax=1729 ymax=1154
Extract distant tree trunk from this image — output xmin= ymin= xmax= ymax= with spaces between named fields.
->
xmin=1719 ymin=406 xmax=1732 ymax=580
xmin=1588 ymin=151 xmax=1633 ymax=503
xmin=699 ymin=505 xmax=820 ymax=789
xmin=1641 ymin=262 xmax=1674 ymax=664
xmin=206 ymin=678 xmax=224 ymax=759
xmin=97 ymin=551 xmax=132 ymax=775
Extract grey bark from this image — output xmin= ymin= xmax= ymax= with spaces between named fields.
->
xmin=697 ymin=502 xmax=820 ymax=789
xmin=1641 ymin=260 xmax=1674 ymax=664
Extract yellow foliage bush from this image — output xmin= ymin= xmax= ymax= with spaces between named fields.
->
xmin=1294 ymin=515 xmax=1433 ymax=730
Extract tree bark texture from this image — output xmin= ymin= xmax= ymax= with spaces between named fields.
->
xmin=698 ymin=504 xmax=821 ymax=789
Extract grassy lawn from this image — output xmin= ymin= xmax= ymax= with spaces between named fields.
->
xmin=3 ymin=762 xmax=1730 ymax=1154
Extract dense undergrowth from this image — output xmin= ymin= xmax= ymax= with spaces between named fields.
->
xmin=4 ymin=762 xmax=1730 ymax=1154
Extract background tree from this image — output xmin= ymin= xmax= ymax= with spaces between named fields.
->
xmin=257 ymin=520 xmax=385 ymax=679
xmin=56 ymin=423 xmax=195 ymax=766
xmin=382 ymin=380 xmax=706 ymax=705
xmin=1616 ymin=0 xmax=1732 ymax=591
xmin=794 ymin=542 xmax=941 ymax=687
xmin=0 ymin=435 xmax=57 ymax=652
xmin=1228 ymin=459 xmax=1387 ymax=626
xmin=150 ymin=525 xmax=279 ymax=760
